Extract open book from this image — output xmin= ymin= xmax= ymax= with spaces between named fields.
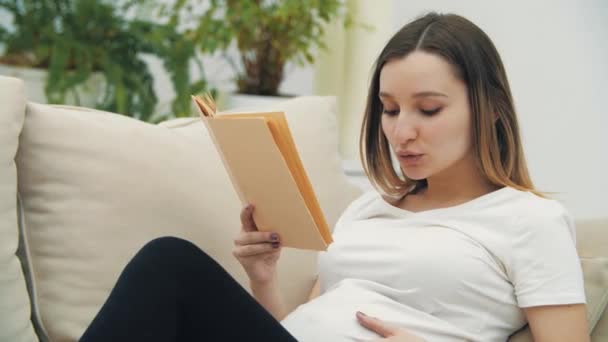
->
xmin=192 ymin=94 xmax=332 ymax=251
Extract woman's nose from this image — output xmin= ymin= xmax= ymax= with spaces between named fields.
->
xmin=393 ymin=112 xmax=418 ymax=143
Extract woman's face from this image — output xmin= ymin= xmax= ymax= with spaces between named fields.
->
xmin=379 ymin=50 xmax=473 ymax=181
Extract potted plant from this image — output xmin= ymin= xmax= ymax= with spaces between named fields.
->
xmin=0 ymin=0 xmax=211 ymax=122
xmin=173 ymin=0 xmax=349 ymax=108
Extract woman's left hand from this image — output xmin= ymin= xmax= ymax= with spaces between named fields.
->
xmin=356 ymin=311 xmax=426 ymax=342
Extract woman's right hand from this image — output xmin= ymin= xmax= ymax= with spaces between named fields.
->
xmin=233 ymin=204 xmax=282 ymax=284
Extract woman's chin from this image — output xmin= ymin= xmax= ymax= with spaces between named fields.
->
xmin=401 ymin=168 xmax=428 ymax=181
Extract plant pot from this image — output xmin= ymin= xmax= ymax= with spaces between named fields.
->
xmin=0 ymin=64 xmax=104 ymax=107
xmin=221 ymin=92 xmax=292 ymax=111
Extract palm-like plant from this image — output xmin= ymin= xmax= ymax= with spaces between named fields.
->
xmin=174 ymin=0 xmax=349 ymax=96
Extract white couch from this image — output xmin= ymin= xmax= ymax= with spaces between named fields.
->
xmin=1 ymin=75 xmax=607 ymax=342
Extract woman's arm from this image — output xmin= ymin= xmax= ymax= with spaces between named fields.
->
xmin=253 ymin=275 xmax=320 ymax=322
xmin=250 ymin=275 xmax=288 ymax=321
xmin=523 ymin=303 xmax=589 ymax=342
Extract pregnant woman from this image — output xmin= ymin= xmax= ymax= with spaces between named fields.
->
xmin=79 ymin=12 xmax=588 ymax=342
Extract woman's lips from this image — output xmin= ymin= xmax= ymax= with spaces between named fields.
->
xmin=398 ymin=154 xmax=424 ymax=166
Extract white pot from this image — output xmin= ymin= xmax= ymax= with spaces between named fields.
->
xmin=0 ymin=64 xmax=104 ymax=107
xmin=220 ymin=92 xmax=292 ymax=111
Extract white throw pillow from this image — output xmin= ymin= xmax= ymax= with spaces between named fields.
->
xmin=0 ymin=76 xmax=39 ymax=341
xmin=16 ymin=97 xmax=361 ymax=341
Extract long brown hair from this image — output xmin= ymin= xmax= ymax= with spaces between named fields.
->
xmin=360 ymin=12 xmax=540 ymax=198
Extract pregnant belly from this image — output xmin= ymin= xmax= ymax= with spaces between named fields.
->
xmin=281 ymin=279 xmax=477 ymax=342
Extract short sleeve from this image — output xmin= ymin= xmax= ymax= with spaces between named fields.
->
xmin=507 ymin=205 xmax=586 ymax=308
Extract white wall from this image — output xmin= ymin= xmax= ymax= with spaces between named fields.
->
xmin=390 ymin=0 xmax=608 ymax=219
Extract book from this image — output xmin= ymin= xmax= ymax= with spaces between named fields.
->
xmin=192 ymin=94 xmax=333 ymax=251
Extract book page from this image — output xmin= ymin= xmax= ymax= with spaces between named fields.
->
xmin=218 ymin=113 xmax=332 ymax=244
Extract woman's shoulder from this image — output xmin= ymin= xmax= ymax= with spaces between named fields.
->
xmin=508 ymin=188 xmax=572 ymax=220
xmin=505 ymin=188 xmax=576 ymax=239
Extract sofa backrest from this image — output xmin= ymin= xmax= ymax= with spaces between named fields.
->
xmin=14 ymin=91 xmax=362 ymax=341
xmin=0 ymin=76 xmax=39 ymax=342
xmin=578 ymin=219 xmax=608 ymax=341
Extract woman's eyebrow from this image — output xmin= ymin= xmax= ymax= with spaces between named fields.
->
xmin=378 ymin=91 xmax=448 ymax=98
xmin=412 ymin=91 xmax=448 ymax=98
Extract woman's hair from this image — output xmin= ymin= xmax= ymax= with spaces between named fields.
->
xmin=360 ymin=12 xmax=540 ymax=198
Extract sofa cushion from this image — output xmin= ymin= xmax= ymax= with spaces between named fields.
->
xmin=592 ymin=305 xmax=608 ymax=342
xmin=580 ymin=219 xmax=608 ymax=341
xmin=16 ymin=97 xmax=362 ymax=341
xmin=577 ymin=218 xmax=608 ymax=259
xmin=0 ymin=76 xmax=39 ymax=342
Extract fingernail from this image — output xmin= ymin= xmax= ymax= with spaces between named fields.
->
xmin=272 ymin=242 xmax=280 ymax=249
xmin=270 ymin=233 xmax=279 ymax=241
xmin=356 ymin=311 xmax=367 ymax=318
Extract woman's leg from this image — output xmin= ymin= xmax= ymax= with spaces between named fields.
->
xmin=80 ymin=236 xmax=297 ymax=342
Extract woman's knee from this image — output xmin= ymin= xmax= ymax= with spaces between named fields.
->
xmin=143 ymin=236 xmax=196 ymax=252
xmin=137 ymin=236 xmax=210 ymax=268
xmin=136 ymin=236 xmax=237 ymax=294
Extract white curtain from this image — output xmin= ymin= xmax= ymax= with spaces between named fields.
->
xmin=313 ymin=0 xmax=394 ymax=162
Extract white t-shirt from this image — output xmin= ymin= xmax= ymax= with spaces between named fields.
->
xmin=281 ymin=187 xmax=585 ymax=342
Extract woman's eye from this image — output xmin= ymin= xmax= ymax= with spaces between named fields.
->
xmin=382 ymin=109 xmax=399 ymax=116
xmin=420 ymin=107 xmax=441 ymax=116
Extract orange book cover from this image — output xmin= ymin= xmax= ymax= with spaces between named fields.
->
xmin=192 ymin=95 xmax=332 ymax=251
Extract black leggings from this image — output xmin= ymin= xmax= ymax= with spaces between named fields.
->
xmin=79 ymin=237 xmax=298 ymax=342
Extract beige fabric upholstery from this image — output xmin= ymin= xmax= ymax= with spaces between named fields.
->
xmin=16 ymin=98 xmax=361 ymax=341
xmin=592 ymin=306 xmax=608 ymax=341
xmin=0 ymin=76 xmax=38 ymax=342
xmin=581 ymin=219 xmax=608 ymax=341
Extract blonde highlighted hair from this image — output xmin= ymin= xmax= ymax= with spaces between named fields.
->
xmin=360 ymin=12 xmax=541 ymax=198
